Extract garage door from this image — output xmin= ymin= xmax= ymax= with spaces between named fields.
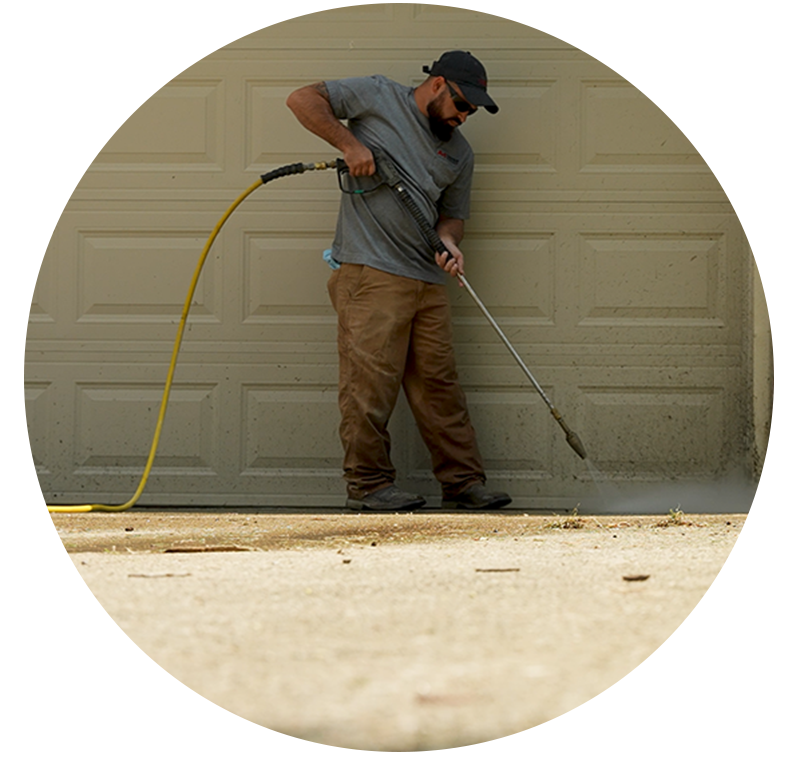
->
xmin=25 ymin=5 xmax=760 ymax=510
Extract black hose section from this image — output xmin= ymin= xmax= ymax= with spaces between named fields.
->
xmin=391 ymin=186 xmax=452 ymax=260
xmin=335 ymin=152 xmax=445 ymax=267
xmin=260 ymin=162 xmax=308 ymax=184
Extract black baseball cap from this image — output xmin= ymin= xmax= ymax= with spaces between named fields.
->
xmin=423 ymin=50 xmax=499 ymax=114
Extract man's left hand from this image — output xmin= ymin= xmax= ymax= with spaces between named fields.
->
xmin=435 ymin=238 xmax=465 ymax=283
xmin=435 ymin=216 xmax=466 ymax=284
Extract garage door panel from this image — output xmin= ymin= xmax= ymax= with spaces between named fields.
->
xmin=94 ymin=80 xmax=225 ymax=172
xmin=24 ymin=382 xmax=55 ymax=474
xmin=465 ymin=391 xmax=555 ymax=476
xmin=451 ymin=233 xmax=556 ymax=322
xmin=578 ymin=233 xmax=726 ymax=326
xmin=579 ymin=80 xmax=704 ymax=172
xmin=465 ymin=80 xmax=559 ymax=171
xmin=76 ymin=231 xmax=221 ymax=323
xmin=467 ymin=64 xmax=722 ymax=195
xmin=29 ymin=239 xmax=58 ymax=326
xmin=245 ymin=79 xmax=340 ymax=170
xmin=456 ymin=365 xmax=583 ymax=478
xmin=49 ymin=209 xmax=229 ymax=341
xmin=578 ymin=385 xmax=726 ymax=478
xmin=461 ymin=211 xmax=741 ymax=343
xmin=403 ymin=389 xmax=556 ymax=496
xmin=73 ymin=382 xmax=220 ymax=473
xmin=568 ymin=217 xmax=742 ymax=342
xmin=243 ymin=232 xmax=336 ymax=322
xmin=241 ymin=386 xmax=341 ymax=474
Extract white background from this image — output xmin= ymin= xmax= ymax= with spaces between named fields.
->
xmin=3 ymin=2 xmax=796 ymax=754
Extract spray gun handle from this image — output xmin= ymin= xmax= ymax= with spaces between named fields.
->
xmin=335 ymin=157 xmax=386 ymax=196
xmin=337 ymin=147 xmax=402 ymax=190
xmin=336 ymin=148 xmax=453 ymax=265
xmin=364 ymin=148 xmax=454 ymax=264
xmin=335 ymin=158 xmax=358 ymax=194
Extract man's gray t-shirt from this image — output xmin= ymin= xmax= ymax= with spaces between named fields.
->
xmin=325 ymin=75 xmax=474 ymax=285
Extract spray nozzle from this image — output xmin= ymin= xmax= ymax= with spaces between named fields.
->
xmin=553 ymin=412 xmax=588 ymax=460
xmin=565 ymin=430 xmax=588 ymax=460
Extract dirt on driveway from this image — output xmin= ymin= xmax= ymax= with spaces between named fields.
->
xmin=53 ymin=510 xmax=746 ymax=751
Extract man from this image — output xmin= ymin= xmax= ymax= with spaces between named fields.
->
xmin=286 ymin=50 xmax=511 ymax=512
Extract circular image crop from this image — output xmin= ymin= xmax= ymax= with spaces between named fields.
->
xmin=25 ymin=3 xmax=773 ymax=753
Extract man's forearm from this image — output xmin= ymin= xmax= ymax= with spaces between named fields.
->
xmin=286 ymin=82 xmax=375 ymax=175
xmin=435 ymin=215 xmax=465 ymax=246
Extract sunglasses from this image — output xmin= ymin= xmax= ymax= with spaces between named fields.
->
xmin=446 ymin=81 xmax=478 ymax=116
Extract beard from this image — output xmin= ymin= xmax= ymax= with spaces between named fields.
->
xmin=427 ymin=91 xmax=458 ymax=142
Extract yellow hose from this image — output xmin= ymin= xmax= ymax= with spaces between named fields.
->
xmin=47 ymin=179 xmax=264 ymax=513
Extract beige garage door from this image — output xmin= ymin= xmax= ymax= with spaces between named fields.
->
xmin=25 ymin=5 xmax=760 ymax=510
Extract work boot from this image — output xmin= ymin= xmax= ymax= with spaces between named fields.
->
xmin=346 ymin=485 xmax=427 ymax=512
xmin=441 ymin=483 xmax=512 ymax=510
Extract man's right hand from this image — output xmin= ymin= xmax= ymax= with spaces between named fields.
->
xmin=343 ymin=143 xmax=376 ymax=177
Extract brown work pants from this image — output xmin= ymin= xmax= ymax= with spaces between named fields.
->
xmin=327 ymin=264 xmax=485 ymax=499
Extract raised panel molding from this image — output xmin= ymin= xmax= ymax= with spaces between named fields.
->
xmin=578 ymin=233 xmax=725 ymax=327
xmin=76 ymin=232 xmax=221 ymax=323
xmin=465 ymin=80 xmax=558 ymax=171
xmin=24 ymin=382 xmax=54 ymax=474
xmin=579 ymin=386 xmax=724 ymax=476
xmin=580 ymin=81 xmax=705 ymax=173
xmin=451 ymin=233 xmax=556 ymax=323
xmin=241 ymin=386 xmax=341 ymax=473
xmin=243 ymin=232 xmax=336 ymax=322
xmin=463 ymin=390 xmax=554 ymax=476
xmin=30 ymin=239 xmax=57 ymax=324
xmin=74 ymin=383 xmax=219 ymax=472
xmin=245 ymin=80 xmax=333 ymax=168
xmin=91 ymin=80 xmax=224 ymax=171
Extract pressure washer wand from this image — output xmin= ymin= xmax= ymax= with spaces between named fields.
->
xmin=357 ymin=151 xmax=588 ymax=460
xmin=455 ymin=274 xmax=587 ymax=459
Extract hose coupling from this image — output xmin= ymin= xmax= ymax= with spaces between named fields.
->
xmin=302 ymin=160 xmax=339 ymax=172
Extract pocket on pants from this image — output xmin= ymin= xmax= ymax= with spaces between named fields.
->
xmin=327 ymin=268 xmax=341 ymax=310
xmin=329 ymin=264 xmax=367 ymax=313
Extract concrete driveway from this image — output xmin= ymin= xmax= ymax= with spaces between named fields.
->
xmin=54 ymin=511 xmax=744 ymax=751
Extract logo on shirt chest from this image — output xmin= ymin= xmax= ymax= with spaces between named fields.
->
xmin=436 ymin=148 xmax=460 ymax=166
